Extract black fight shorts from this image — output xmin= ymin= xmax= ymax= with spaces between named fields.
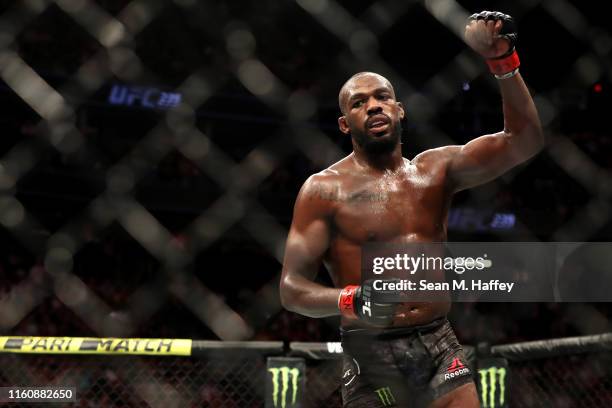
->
xmin=340 ymin=318 xmax=473 ymax=408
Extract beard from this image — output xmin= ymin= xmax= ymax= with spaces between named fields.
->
xmin=351 ymin=121 xmax=402 ymax=155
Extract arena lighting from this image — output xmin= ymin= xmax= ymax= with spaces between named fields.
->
xmin=448 ymin=208 xmax=516 ymax=231
xmin=2 ymin=0 xmax=612 ymax=405
xmin=593 ymin=83 xmax=603 ymax=93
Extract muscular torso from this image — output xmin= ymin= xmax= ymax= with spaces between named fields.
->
xmin=316 ymin=151 xmax=454 ymax=328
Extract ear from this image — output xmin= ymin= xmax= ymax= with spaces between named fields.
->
xmin=338 ymin=116 xmax=350 ymax=135
xmin=397 ymin=102 xmax=405 ymax=120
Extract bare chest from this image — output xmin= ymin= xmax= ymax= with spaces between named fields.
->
xmin=333 ymin=171 xmax=450 ymax=242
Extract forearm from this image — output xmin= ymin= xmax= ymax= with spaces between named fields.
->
xmin=498 ymin=73 xmax=544 ymax=155
xmin=465 ymin=11 xmax=544 ymax=156
xmin=280 ymin=274 xmax=341 ymax=318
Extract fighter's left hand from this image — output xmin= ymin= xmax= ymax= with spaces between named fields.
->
xmin=464 ymin=12 xmax=512 ymax=59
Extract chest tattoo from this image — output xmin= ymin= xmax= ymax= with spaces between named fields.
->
xmin=310 ymin=185 xmax=389 ymax=203
xmin=347 ymin=190 xmax=389 ymax=203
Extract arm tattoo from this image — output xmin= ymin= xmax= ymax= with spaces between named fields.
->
xmin=309 ymin=185 xmax=341 ymax=201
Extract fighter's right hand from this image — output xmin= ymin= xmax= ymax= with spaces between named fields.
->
xmin=339 ymin=279 xmax=396 ymax=326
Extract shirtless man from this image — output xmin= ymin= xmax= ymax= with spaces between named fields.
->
xmin=280 ymin=11 xmax=543 ymax=407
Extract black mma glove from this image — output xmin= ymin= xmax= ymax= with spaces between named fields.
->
xmin=468 ymin=10 xmax=520 ymax=78
xmin=339 ymin=279 xmax=397 ymax=326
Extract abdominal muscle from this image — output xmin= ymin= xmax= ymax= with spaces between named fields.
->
xmin=391 ymin=300 xmax=451 ymax=326
xmin=328 ymin=241 xmax=452 ymax=329
xmin=341 ymin=300 xmax=451 ymax=329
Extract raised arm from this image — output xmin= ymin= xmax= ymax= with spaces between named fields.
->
xmin=448 ymin=11 xmax=544 ymax=192
xmin=279 ymin=174 xmax=341 ymax=318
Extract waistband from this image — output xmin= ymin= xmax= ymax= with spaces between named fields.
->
xmin=340 ymin=317 xmax=448 ymax=340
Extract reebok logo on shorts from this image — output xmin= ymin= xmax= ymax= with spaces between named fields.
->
xmin=444 ymin=357 xmax=470 ymax=380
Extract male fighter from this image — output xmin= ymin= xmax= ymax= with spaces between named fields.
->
xmin=280 ymin=11 xmax=543 ymax=407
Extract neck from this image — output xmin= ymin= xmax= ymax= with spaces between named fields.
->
xmin=351 ymin=142 xmax=404 ymax=172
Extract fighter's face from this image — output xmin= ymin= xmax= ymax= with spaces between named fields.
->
xmin=338 ymin=75 xmax=404 ymax=154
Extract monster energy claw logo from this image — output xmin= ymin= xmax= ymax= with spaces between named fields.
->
xmin=374 ymin=386 xmax=395 ymax=407
xmin=268 ymin=367 xmax=299 ymax=408
xmin=479 ymin=367 xmax=506 ymax=408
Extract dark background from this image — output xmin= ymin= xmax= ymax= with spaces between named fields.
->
xmin=1 ymin=0 xmax=611 ymax=345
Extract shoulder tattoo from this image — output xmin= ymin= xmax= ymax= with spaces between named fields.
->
xmin=308 ymin=184 xmax=341 ymax=201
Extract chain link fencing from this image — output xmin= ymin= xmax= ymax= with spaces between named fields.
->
xmin=0 ymin=344 xmax=272 ymax=407
xmin=1 ymin=336 xmax=612 ymax=407
xmin=1 ymin=0 xmax=612 ymax=405
xmin=1 ymin=354 xmax=267 ymax=407
xmin=509 ymin=354 xmax=612 ymax=407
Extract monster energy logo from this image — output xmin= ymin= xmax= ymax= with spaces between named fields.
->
xmin=374 ymin=386 xmax=395 ymax=407
xmin=268 ymin=367 xmax=299 ymax=408
xmin=478 ymin=366 xmax=506 ymax=408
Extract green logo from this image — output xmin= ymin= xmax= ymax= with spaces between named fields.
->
xmin=268 ymin=367 xmax=299 ymax=408
xmin=374 ymin=386 xmax=395 ymax=407
xmin=478 ymin=366 xmax=506 ymax=408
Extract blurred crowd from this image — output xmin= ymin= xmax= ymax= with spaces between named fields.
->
xmin=1 ymin=0 xmax=612 ymax=348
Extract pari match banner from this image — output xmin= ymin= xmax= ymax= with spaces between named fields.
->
xmin=0 ymin=337 xmax=192 ymax=356
xmin=361 ymin=242 xmax=612 ymax=302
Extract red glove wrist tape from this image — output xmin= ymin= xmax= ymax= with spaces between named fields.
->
xmin=339 ymin=285 xmax=359 ymax=319
xmin=486 ymin=50 xmax=520 ymax=75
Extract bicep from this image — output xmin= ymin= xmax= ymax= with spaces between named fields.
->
xmin=281 ymin=182 xmax=333 ymax=282
xmin=279 ymin=181 xmax=343 ymax=316
xmin=448 ymin=132 xmax=521 ymax=192
xmin=282 ymin=218 xmax=331 ymax=281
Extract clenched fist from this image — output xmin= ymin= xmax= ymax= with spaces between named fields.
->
xmin=465 ymin=11 xmax=516 ymax=60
